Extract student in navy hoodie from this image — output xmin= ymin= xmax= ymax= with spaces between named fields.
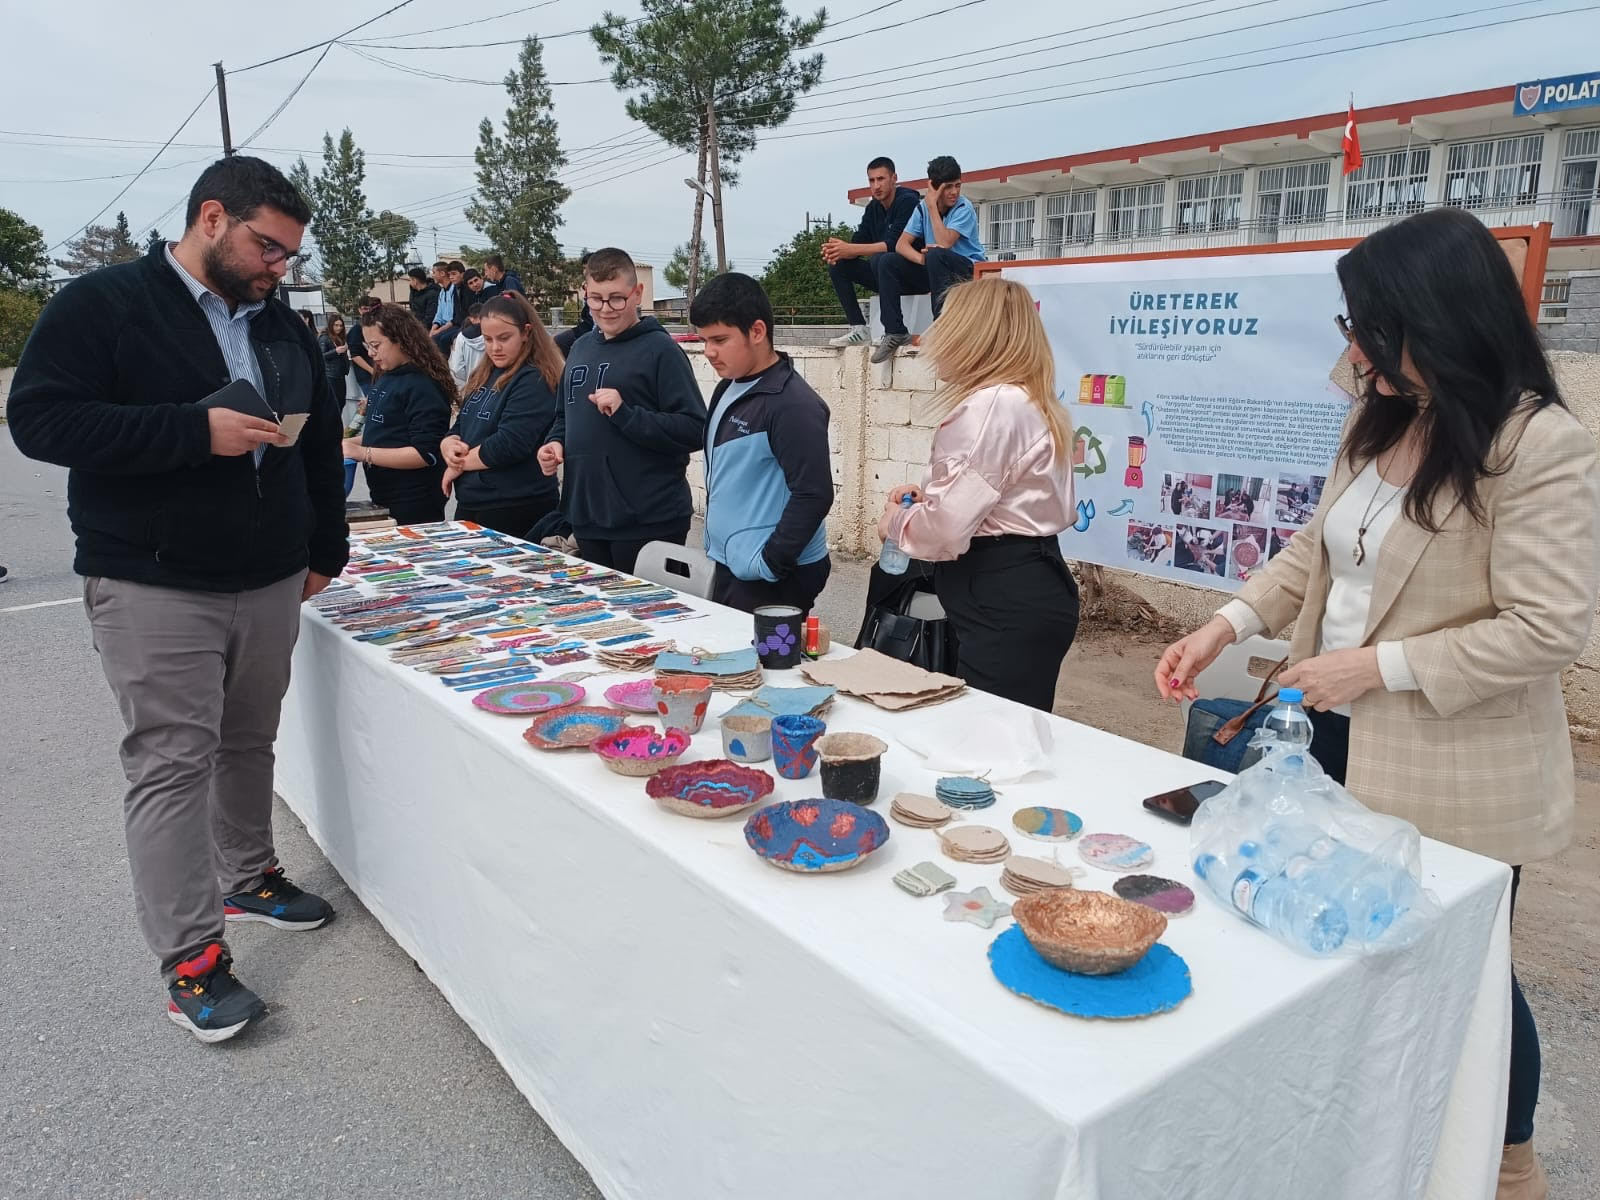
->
xmin=537 ymin=247 xmax=707 ymax=574
xmin=343 ymin=303 xmax=453 ymax=525
xmin=441 ymin=293 xmax=563 ymax=537
xmin=690 ymin=273 xmax=833 ymax=613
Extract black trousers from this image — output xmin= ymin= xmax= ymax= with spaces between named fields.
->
xmin=932 ymin=535 xmax=1078 ymax=712
xmin=576 ymin=524 xmax=690 ymax=576
xmin=712 ymin=558 xmax=831 ymax=615
xmin=876 ymin=248 xmax=975 ymax=335
xmin=454 ymin=495 xmax=559 ymax=540
xmin=1307 ymin=708 xmax=1540 ymax=1145
xmin=827 ymin=258 xmax=878 ymax=327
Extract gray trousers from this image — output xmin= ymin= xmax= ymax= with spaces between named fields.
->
xmin=84 ymin=572 xmax=306 ymax=976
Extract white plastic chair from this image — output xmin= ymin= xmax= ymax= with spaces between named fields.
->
xmin=1182 ymin=634 xmax=1291 ymax=720
xmin=633 ymin=541 xmax=716 ymax=600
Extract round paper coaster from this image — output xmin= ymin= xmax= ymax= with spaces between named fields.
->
xmin=891 ymin=792 xmax=951 ymax=824
xmin=1011 ymin=806 xmax=1084 ymax=842
xmin=1077 ymin=832 xmax=1154 ymax=873
xmin=938 ymin=824 xmax=1010 ymax=862
xmin=1003 ymin=856 xmax=1079 ymax=889
xmin=1113 ymin=874 xmax=1196 ymax=916
xmin=988 ymin=925 xmax=1191 ymax=1019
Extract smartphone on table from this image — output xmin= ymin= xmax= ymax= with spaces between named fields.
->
xmin=1142 ymin=780 xmax=1227 ymax=826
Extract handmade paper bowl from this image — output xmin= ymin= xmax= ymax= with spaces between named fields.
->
xmin=743 ymin=798 xmax=891 ymax=874
xmin=815 ymin=732 xmax=889 ymax=806
xmin=646 ymin=760 xmax=776 ymax=819
xmin=602 ymin=679 xmax=658 ymax=714
xmin=1012 ymin=889 xmax=1168 ymax=976
xmin=522 ymin=707 xmax=629 ymax=751
xmin=590 ymin=726 xmax=692 ymax=777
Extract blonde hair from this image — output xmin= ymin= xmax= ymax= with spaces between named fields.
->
xmin=920 ymin=276 xmax=1069 ymax=454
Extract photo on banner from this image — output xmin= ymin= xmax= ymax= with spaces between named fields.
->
xmin=1006 ymin=247 xmax=1352 ymax=592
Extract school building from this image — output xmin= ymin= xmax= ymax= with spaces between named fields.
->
xmin=849 ymin=74 xmax=1600 ymax=350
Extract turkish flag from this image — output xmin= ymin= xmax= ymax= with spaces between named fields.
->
xmin=1342 ymin=100 xmax=1364 ymax=175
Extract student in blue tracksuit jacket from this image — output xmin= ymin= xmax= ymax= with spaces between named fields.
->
xmin=689 ymin=273 xmax=833 ymax=613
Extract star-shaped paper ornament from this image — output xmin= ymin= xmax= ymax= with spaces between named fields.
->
xmin=942 ymin=886 xmax=1012 ymax=929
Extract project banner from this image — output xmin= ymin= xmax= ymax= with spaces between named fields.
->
xmin=1007 ymin=249 xmax=1350 ymax=593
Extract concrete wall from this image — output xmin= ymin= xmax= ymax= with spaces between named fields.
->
xmin=686 ymin=343 xmax=1600 ymax=730
xmin=1545 ymin=271 xmax=1600 ymax=354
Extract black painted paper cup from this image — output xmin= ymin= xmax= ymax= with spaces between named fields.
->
xmin=753 ymin=605 xmax=805 ymax=671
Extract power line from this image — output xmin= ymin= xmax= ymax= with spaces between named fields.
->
xmin=238 ymin=43 xmax=335 ymax=148
xmin=351 ymin=14 xmax=644 ymax=49
xmin=350 ymin=0 xmax=565 ymax=41
xmin=340 ymin=41 xmax=608 ymax=86
xmin=48 ymin=86 xmax=217 ymax=252
xmin=812 ymin=0 xmax=993 ymax=46
xmin=233 ymin=0 xmax=421 ymax=72
xmin=760 ymin=1 xmax=1597 ymax=142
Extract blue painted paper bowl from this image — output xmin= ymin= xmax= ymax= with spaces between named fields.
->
xmin=743 ymin=798 xmax=891 ymax=874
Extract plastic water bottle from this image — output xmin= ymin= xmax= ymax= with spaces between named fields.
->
xmin=1262 ymin=687 xmax=1314 ymax=764
xmin=878 ymin=495 xmax=916 ymax=575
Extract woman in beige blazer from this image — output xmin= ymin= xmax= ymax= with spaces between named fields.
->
xmin=1155 ymin=208 xmax=1600 ymax=1200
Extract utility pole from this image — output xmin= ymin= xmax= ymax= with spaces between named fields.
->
xmin=214 ymin=62 xmax=234 ymax=156
xmin=705 ymin=97 xmax=727 ymax=275
xmin=431 ymin=226 xmax=439 ymax=259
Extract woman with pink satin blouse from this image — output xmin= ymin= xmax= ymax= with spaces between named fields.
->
xmin=877 ymin=277 xmax=1078 ymax=710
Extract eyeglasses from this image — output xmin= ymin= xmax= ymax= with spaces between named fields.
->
xmin=227 ymin=211 xmax=307 ymax=269
xmin=1335 ymin=313 xmax=1389 ymax=351
xmin=586 ymin=292 xmax=634 ymax=312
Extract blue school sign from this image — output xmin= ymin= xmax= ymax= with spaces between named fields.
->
xmin=1513 ymin=72 xmax=1600 ymax=117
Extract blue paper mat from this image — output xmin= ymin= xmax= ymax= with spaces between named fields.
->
xmin=987 ymin=925 xmax=1191 ymax=1019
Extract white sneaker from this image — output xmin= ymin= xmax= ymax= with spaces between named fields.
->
xmin=828 ymin=325 xmax=869 ymax=348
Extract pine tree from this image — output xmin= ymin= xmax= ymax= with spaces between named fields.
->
xmin=591 ymin=0 xmax=825 ymax=299
xmin=371 ymin=210 xmax=418 ymax=279
xmin=465 ymin=37 xmax=570 ymax=307
xmin=0 ymin=208 xmax=50 ymax=293
xmin=53 ymin=210 xmax=142 ymax=275
xmin=663 ymin=242 xmax=731 ymax=293
xmin=293 ymin=131 xmax=380 ymax=313
xmin=144 ymin=228 xmax=166 ymax=256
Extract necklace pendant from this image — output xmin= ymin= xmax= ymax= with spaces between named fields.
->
xmin=1353 ymin=532 xmax=1367 ymax=567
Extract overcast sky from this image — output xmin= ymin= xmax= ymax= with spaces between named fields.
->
xmin=5 ymin=0 xmax=1599 ymax=285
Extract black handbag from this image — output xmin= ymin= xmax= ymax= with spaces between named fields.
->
xmin=1180 ymin=659 xmax=1287 ymax=773
xmin=855 ymin=561 xmax=960 ymax=676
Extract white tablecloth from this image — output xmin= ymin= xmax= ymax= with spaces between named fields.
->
xmin=277 ymin=580 xmax=1511 ymax=1200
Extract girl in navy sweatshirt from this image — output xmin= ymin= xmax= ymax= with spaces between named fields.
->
xmin=342 ymin=304 xmax=452 ymax=526
xmin=441 ymin=294 xmax=563 ymax=537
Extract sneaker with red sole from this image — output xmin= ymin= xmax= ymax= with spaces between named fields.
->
xmin=166 ymin=942 xmax=266 ymax=1043
xmin=223 ymin=867 xmax=334 ymax=931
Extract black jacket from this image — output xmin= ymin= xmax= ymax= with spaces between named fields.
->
xmin=853 ymin=186 xmax=921 ymax=254
xmin=548 ymin=316 xmax=706 ymax=541
xmin=450 ymin=362 xmax=560 ymax=509
xmin=359 ymin=363 xmax=450 ymax=511
xmin=319 ymin=332 xmax=350 ymax=380
xmin=554 ymin=305 xmax=595 ymax=356
xmin=8 ymin=245 xmax=348 ymax=592
xmin=408 ymin=281 xmax=439 ymax=327
xmin=347 ymin=320 xmax=375 ymax=384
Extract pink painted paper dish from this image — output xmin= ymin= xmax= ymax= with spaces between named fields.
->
xmin=646 ymin=760 xmax=776 ymax=818
xmin=590 ymin=726 xmax=692 ymax=777
xmin=602 ymin=679 xmax=657 ymax=714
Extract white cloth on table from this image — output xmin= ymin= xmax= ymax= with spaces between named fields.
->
xmin=276 ymin=543 xmax=1509 ymax=1200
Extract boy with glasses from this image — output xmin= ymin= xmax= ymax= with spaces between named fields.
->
xmin=537 ymin=247 xmax=707 ymax=573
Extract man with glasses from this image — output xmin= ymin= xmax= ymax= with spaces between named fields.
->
xmin=537 ymin=246 xmax=706 ymax=573
xmin=8 ymin=156 xmax=349 ymax=1044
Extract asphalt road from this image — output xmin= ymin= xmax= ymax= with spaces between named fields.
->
xmin=0 ymin=429 xmax=603 ymax=1200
